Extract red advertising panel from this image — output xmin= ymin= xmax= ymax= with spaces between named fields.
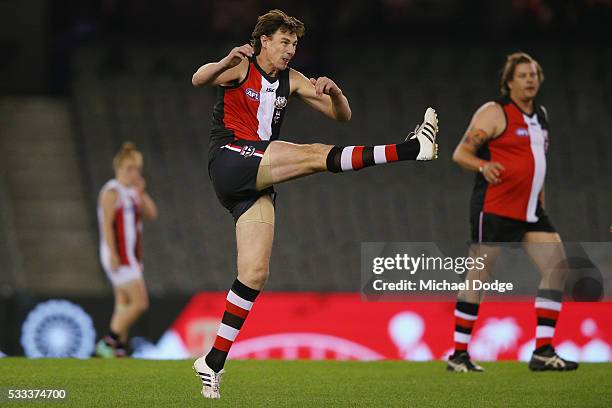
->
xmin=153 ymin=293 xmax=612 ymax=362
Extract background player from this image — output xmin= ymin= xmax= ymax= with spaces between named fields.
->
xmin=448 ymin=52 xmax=577 ymax=372
xmin=191 ymin=9 xmax=438 ymax=398
xmin=95 ymin=143 xmax=158 ymax=357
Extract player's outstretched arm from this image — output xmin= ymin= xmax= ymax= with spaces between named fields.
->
xmin=191 ymin=44 xmax=253 ymax=87
xmin=452 ymin=102 xmax=505 ymax=184
xmin=290 ymin=69 xmax=351 ymax=122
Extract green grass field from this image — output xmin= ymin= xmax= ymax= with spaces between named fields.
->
xmin=0 ymin=358 xmax=610 ymax=407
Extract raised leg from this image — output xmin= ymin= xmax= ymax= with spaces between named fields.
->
xmin=255 ymin=108 xmax=439 ymax=190
xmin=256 ymin=141 xmax=332 ymax=190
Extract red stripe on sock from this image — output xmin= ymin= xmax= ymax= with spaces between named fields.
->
xmin=385 ymin=144 xmax=398 ymax=162
xmin=351 ymin=146 xmax=364 ymax=169
xmin=226 ymin=300 xmax=249 ymax=319
xmin=536 ymin=308 xmax=559 ymax=321
xmin=455 ymin=317 xmax=475 ymax=329
xmin=455 ymin=342 xmax=468 ymax=352
xmin=536 ymin=337 xmax=552 ymax=349
xmin=213 ymin=336 xmax=233 ymax=352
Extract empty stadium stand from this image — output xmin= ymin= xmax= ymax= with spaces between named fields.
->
xmin=0 ymin=98 xmax=104 ymax=294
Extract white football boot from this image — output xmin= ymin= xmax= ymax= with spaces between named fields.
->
xmin=193 ymin=356 xmax=224 ymax=399
xmin=407 ymin=107 xmax=439 ymax=160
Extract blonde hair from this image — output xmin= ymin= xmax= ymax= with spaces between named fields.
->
xmin=113 ymin=142 xmax=143 ymax=170
xmin=500 ymin=52 xmax=544 ymax=95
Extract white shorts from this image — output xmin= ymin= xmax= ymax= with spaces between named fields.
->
xmin=101 ymin=256 xmax=143 ymax=287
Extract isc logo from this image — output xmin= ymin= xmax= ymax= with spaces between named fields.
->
xmin=515 ymin=128 xmax=529 ymax=137
xmin=245 ymin=88 xmax=260 ymax=101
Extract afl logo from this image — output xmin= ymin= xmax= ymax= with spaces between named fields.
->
xmin=20 ymin=299 xmax=96 ymax=358
xmin=245 ymin=88 xmax=260 ymax=101
xmin=240 ymin=145 xmax=256 ymax=158
xmin=516 ymin=128 xmax=529 ymax=137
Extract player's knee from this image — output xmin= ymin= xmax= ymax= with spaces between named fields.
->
xmin=132 ymin=297 xmax=149 ymax=314
xmin=304 ymin=143 xmax=329 ymax=171
xmin=250 ymin=267 xmax=269 ymax=286
xmin=240 ymin=265 xmax=269 ymax=287
xmin=135 ymin=303 xmax=148 ymax=315
xmin=458 ymin=291 xmax=482 ymax=304
xmin=114 ymin=301 xmax=129 ymax=315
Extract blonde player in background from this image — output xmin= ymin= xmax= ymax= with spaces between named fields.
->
xmin=95 ymin=142 xmax=158 ymax=357
xmin=448 ymin=53 xmax=577 ymax=372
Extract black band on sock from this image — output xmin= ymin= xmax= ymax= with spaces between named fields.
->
xmin=396 ymin=139 xmax=420 ymax=160
xmin=231 ymin=278 xmax=260 ymax=302
xmin=537 ymin=317 xmax=557 ymax=327
xmin=362 ymin=147 xmax=375 ymax=167
xmin=326 ymin=146 xmax=343 ymax=173
xmin=206 ymin=350 xmax=227 ymax=373
xmin=456 ymin=300 xmax=480 ymax=316
xmin=536 ymin=289 xmax=563 ymax=302
xmin=222 ymin=311 xmax=245 ymax=330
xmin=455 ymin=325 xmax=472 ymax=334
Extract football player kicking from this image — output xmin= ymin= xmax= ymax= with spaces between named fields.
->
xmin=191 ymin=9 xmax=439 ymax=398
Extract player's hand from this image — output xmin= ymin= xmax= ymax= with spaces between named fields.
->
xmin=110 ymin=252 xmax=120 ymax=271
xmin=134 ymin=175 xmax=146 ymax=195
xmin=309 ymin=77 xmax=342 ymax=97
xmin=222 ymin=44 xmax=254 ymax=69
xmin=481 ymin=161 xmax=505 ymax=184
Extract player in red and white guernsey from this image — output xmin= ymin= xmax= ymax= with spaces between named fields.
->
xmin=449 ymin=53 xmax=577 ymax=372
xmin=95 ymin=143 xmax=158 ymax=358
xmin=191 ymin=9 xmax=439 ymax=398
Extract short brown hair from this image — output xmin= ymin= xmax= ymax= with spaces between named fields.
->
xmin=250 ymin=9 xmax=305 ymax=55
xmin=500 ymin=52 xmax=544 ymax=95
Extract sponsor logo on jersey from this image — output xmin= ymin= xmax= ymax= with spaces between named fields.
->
xmin=264 ymin=87 xmax=276 ymax=92
xmin=245 ymin=88 xmax=260 ymax=101
xmin=240 ymin=145 xmax=256 ymax=158
xmin=273 ymin=96 xmax=288 ymax=124
xmin=515 ymin=128 xmax=529 ymax=137
xmin=274 ymin=96 xmax=287 ymax=109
